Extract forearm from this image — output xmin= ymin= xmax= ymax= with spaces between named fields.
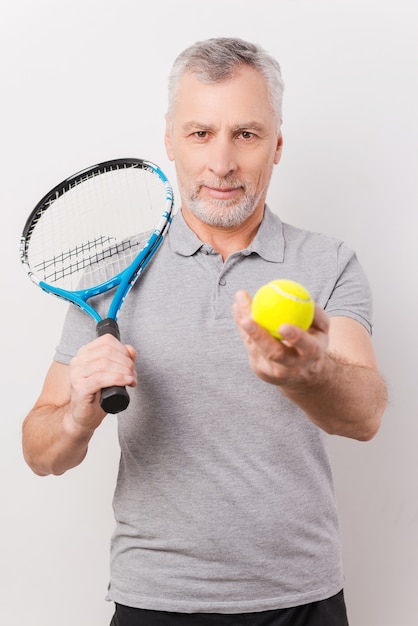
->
xmin=22 ymin=404 xmax=94 ymax=476
xmin=281 ymin=352 xmax=387 ymax=441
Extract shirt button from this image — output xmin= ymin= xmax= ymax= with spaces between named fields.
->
xmin=219 ymin=278 xmax=226 ymax=286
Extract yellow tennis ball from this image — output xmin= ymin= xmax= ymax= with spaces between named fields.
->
xmin=251 ymin=279 xmax=315 ymax=339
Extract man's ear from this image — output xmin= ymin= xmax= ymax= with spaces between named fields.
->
xmin=274 ymin=132 xmax=283 ymax=165
xmin=164 ymin=114 xmax=175 ymax=161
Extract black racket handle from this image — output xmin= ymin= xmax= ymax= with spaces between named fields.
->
xmin=96 ymin=318 xmax=130 ymax=414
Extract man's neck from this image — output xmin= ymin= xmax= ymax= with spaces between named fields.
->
xmin=181 ymin=205 xmax=265 ymax=261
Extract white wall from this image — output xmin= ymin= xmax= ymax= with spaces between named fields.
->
xmin=1 ymin=1 xmax=417 ymax=624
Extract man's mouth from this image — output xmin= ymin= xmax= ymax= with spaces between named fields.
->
xmin=202 ymin=185 xmax=242 ymax=201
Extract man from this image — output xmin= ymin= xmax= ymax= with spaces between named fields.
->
xmin=22 ymin=38 xmax=387 ymax=625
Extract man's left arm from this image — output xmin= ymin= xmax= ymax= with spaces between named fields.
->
xmin=233 ymin=291 xmax=387 ymax=441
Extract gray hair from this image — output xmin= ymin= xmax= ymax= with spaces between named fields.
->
xmin=167 ymin=37 xmax=284 ymax=129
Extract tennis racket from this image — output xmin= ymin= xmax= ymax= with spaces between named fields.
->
xmin=20 ymin=158 xmax=174 ymax=414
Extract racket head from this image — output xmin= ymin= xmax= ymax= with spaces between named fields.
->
xmin=20 ymin=158 xmax=174 ymax=322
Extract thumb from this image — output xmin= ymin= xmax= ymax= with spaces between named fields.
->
xmin=125 ymin=344 xmax=138 ymax=362
xmin=234 ymin=289 xmax=252 ymax=312
xmin=233 ymin=290 xmax=258 ymax=335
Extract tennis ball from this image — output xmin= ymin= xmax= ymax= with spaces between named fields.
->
xmin=251 ymin=279 xmax=315 ymax=339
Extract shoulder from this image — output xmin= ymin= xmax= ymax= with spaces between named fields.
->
xmin=262 ymin=206 xmax=345 ymax=254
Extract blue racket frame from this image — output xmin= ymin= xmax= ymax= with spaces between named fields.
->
xmin=20 ymin=158 xmax=174 ymax=413
xmin=36 ymin=213 xmax=171 ymax=322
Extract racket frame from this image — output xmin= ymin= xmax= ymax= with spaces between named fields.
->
xmin=20 ymin=157 xmax=174 ymax=413
xmin=20 ymin=158 xmax=173 ymax=322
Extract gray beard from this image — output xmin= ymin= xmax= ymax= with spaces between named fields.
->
xmin=183 ymin=184 xmax=265 ymax=229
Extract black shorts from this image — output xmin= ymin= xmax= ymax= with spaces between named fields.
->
xmin=109 ymin=590 xmax=349 ymax=625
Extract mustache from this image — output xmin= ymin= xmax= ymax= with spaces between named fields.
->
xmin=196 ymin=176 xmax=245 ymax=190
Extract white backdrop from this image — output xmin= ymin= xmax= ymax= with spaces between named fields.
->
xmin=1 ymin=1 xmax=417 ymax=624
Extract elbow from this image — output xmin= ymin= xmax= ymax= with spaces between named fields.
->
xmin=30 ymin=467 xmax=51 ymax=477
xmin=24 ymin=456 xmax=67 ymax=477
xmin=351 ymin=380 xmax=388 ymax=442
xmin=22 ymin=438 xmax=67 ymax=476
xmin=22 ymin=448 xmax=52 ymax=477
xmin=324 ymin=405 xmax=385 ymax=442
xmin=22 ymin=434 xmax=49 ymax=476
xmin=348 ymin=407 xmax=385 ymax=442
xmin=23 ymin=446 xmax=74 ymax=476
xmin=353 ymin=423 xmax=380 ymax=442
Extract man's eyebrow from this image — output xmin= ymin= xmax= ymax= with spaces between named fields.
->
xmin=232 ymin=121 xmax=266 ymax=131
xmin=181 ymin=121 xmax=215 ymax=132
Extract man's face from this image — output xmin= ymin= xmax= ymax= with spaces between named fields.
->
xmin=165 ymin=65 xmax=283 ymax=229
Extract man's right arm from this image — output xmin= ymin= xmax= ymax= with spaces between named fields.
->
xmin=22 ymin=335 xmax=137 ymax=476
xmin=22 ymin=362 xmax=94 ymax=475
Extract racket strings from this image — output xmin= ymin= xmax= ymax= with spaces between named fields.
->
xmin=24 ymin=164 xmax=167 ymax=292
xmin=35 ymin=235 xmax=147 ymax=284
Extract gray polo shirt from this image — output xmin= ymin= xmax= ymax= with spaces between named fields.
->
xmin=55 ymin=206 xmax=372 ymax=613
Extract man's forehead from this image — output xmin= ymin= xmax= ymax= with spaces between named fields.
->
xmin=173 ymin=68 xmax=274 ymax=126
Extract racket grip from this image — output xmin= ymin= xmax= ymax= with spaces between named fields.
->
xmin=96 ymin=318 xmax=130 ymax=414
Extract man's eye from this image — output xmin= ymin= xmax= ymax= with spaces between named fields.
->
xmin=195 ymin=131 xmax=207 ymax=138
xmin=241 ymin=131 xmax=254 ymax=139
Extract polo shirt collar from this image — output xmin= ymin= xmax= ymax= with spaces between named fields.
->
xmin=246 ymin=206 xmax=284 ymax=262
xmin=169 ymin=205 xmax=284 ymax=262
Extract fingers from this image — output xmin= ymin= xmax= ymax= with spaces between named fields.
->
xmin=233 ymin=291 xmax=329 ymax=387
xmin=233 ymin=290 xmax=287 ymax=357
xmin=69 ymin=335 xmax=137 ymax=424
xmin=279 ymin=304 xmax=329 ymax=353
xmin=73 ymin=335 xmax=137 ymax=390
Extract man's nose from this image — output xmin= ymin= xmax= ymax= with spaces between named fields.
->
xmin=207 ymin=136 xmax=237 ymax=178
